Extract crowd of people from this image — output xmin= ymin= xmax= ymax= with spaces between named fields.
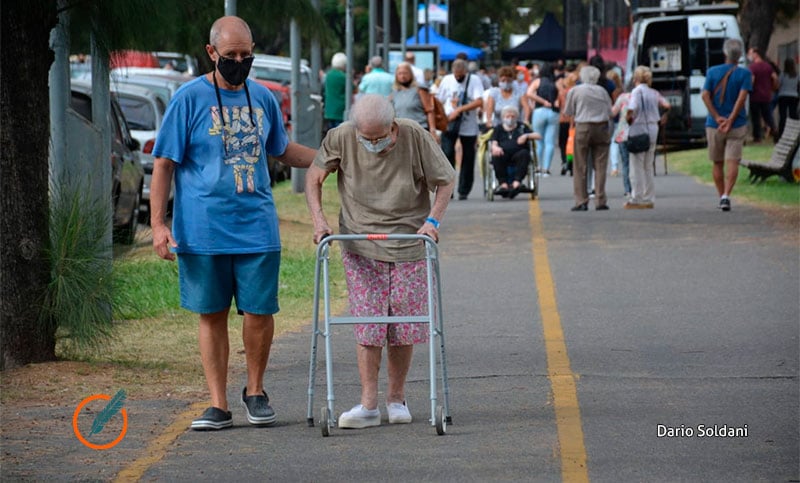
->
xmin=151 ymin=15 xmax=797 ymax=433
xmin=321 ymin=43 xmax=797 ymax=211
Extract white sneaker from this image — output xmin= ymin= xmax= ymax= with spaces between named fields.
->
xmin=338 ymin=405 xmax=380 ymax=429
xmin=386 ymin=401 xmax=412 ymax=424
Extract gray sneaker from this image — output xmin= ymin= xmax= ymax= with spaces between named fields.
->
xmin=191 ymin=406 xmax=233 ymax=431
xmin=241 ymin=388 xmax=277 ymax=426
xmin=719 ymin=197 xmax=731 ymax=211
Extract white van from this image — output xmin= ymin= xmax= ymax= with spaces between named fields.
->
xmin=625 ymin=1 xmax=742 ymax=145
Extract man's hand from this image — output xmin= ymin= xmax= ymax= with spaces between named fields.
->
xmin=152 ymin=224 xmax=177 ymax=261
xmin=717 ymin=117 xmax=732 ymax=134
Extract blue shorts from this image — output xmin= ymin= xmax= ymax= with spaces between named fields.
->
xmin=178 ymin=252 xmax=280 ymax=315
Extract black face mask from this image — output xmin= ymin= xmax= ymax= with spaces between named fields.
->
xmin=216 ymin=53 xmax=254 ymax=86
xmin=455 ymin=75 xmax=466 ymax=83
xmin=399 ymin=79 xmax=413 ymax=87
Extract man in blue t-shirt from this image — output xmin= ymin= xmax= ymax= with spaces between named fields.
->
xmin=150 ymin=15 xmax=316 ymax=431
xmin=701 ymin=38 xmax=752 ymax=212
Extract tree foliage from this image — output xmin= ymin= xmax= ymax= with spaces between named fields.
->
xmin=66 ymin=0 xmax=330 ymax=72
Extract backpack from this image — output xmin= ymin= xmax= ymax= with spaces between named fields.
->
xmin=419 ymin=87 xmax=449 ymax=131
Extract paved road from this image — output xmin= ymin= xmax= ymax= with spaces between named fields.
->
xmin=4 ymin=157 xmax=798 ymax=482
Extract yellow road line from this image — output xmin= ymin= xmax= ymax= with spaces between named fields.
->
xmin=114 ymin=401 xmax=207 ymax=482
xmin=530 ymin=200 xmax=589 ymax=483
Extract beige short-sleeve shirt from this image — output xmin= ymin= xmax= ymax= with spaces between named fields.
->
xmin=314 ymin=118 xmax=456 ymax=262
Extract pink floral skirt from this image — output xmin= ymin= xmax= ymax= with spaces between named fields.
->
xmin=341 ymin=250 xmax=431 ymax=347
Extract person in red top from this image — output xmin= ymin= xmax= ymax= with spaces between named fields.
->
xmin=747 ymin=47 xmax=778 ymax=142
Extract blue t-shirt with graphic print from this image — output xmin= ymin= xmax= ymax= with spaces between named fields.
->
xmin=152 ymin=76 xmax=288 ymax=254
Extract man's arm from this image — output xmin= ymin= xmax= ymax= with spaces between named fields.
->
xmin=275 ymin=141 xmax=317 ymax=168
xmin=723 ymin=89 xmax=749 ymax=133
xmin=151 ymin=157 xmax=177 ymax=261
xmin=304 ymin=164 xmax=334 ymax=243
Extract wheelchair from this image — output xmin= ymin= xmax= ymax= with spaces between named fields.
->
xmin=478 ymin=127 xmax=540 ymax=201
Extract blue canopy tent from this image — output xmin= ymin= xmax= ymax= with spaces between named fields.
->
xmin=406 ymin=26 xmax=484 ymax=61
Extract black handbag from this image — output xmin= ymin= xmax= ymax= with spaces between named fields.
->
xmin=625 ymin=89 xmax=651 ymax=153
xmin=445 ymin=75 xmax=470 ymax=137
xmin=445 ymin=117 xmax=462 ymax=137
xmin=626 ymin=133 xmax=651 ymax=153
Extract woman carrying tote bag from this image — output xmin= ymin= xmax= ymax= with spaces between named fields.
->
xmin=624 ymin=66 xmax=671 ymax=209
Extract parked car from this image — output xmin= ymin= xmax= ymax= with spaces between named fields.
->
xmin=110 ymin=50 xmax=198 ymax=76
xmin=70 ymin=80 xmax=145 ymax=244
xmin=251 ymin=54 xmax=315 ymax=93
xmin=110 ymin=73 xmax=187 ymax=107
xmin=108 ymin=82 xmax=175 ymax=222
xmin=111 ymin=66 xmax=195 ymax=83
xmin=110 ymin=82 xmax=165 ymax=153
xmin=153 ymin=51 xmax=199 ymax=76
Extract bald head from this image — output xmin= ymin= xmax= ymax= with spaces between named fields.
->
xmin=210 ymin=16 xmax=252 ymax=47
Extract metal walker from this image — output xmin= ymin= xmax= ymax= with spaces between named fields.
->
xmin=306 ymin=234 xmax=451 ymax=436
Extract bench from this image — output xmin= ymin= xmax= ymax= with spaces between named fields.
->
xmin=740 ymin=118 xmax=800 ymax=184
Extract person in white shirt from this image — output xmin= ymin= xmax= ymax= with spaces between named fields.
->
xmin=436 ymin=59 xmax=485 ymax=200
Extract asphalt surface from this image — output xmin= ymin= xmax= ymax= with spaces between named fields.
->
xmin=3 ymin=155 xmax=798 ymax=482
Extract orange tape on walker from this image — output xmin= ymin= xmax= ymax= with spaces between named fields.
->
xmin=367 ymin=234 xmax=388 ymax=240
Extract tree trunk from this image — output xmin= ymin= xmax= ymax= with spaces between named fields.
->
xmin=0 ymin=1 xmax=58 ymax=369
xmin=739 ymin=0 xmax=777 ymax=54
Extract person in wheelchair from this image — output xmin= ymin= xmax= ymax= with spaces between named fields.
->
xmin=489 ymin=105 xmax=540 ymax=198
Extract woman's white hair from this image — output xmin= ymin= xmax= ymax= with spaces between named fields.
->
xmin=579 ymin=65 xmax=601 ymax=85
xmin=331 ymin=52 xmax=347 ymax=70
xmin=500 ymin=105 xmax=519 ymax=118
xmin=350 ymin=94 xmax=395 ymax=129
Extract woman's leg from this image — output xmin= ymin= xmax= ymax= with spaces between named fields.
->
xmin=532 ymin=109 xmax=546 ymax=171
xmin=628 ymin=150 xmax=646 ymax=203
xmin=541 ymin=110 xmax=559 ymax=173
xmin=558 ymin=121 xmax=570 ymax=174
xmin=619 ymin=140 xmax=632 ymax=195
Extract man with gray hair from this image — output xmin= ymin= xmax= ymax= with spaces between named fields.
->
xmin=305 ymin=94 xmax=455 ymax=429
xmin=563 ymin=65 xmax=613 ymax=211
xmin=357 ymin=55 xmax=394 ymax=96
xmin=701 ymin=38 xmax=752 ymax=211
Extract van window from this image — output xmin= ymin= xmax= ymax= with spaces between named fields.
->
xmin=641 ymin=19 xmax=689 ymax=75
xmin=688 ymin=38 xmax=727 ymax=76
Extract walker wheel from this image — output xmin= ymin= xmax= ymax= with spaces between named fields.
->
xmin=320 ymin=407 xmax=331 ymax=437
xmin=435 ymin=405 xmax=446 ymax=435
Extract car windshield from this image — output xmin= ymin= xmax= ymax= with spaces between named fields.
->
xmin=117 ymin=95 xmax=157 ymax=130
